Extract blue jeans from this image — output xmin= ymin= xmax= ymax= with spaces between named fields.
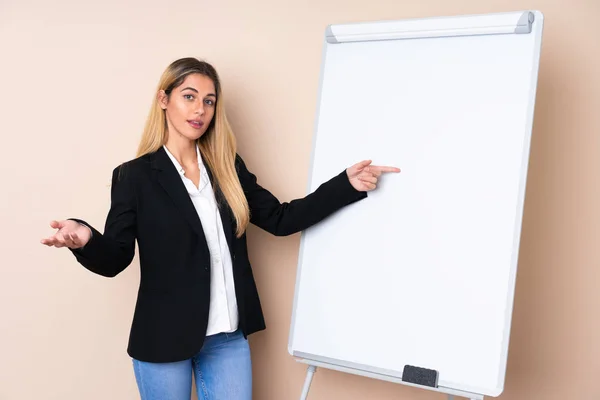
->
xmin=132 ymin=330 xmax=252 ymax=400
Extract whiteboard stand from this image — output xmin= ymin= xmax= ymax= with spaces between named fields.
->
xmin=299 ymin=364 xmax=317 ymax=400
xmin=295 ymin=359 xmax=483 ymax=400
xmin=288 ymin=8 xmax=543 ymax=400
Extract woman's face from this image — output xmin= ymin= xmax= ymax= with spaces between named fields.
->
xmin=159 ymin=73 xmax=216 ymax=141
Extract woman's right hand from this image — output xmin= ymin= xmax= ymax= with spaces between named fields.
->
xmin=41 ymin=220 xmax=92 ymax=249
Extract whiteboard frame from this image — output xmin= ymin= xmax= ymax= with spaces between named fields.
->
xmin=288 ymin=9 xmax=544 ymax=399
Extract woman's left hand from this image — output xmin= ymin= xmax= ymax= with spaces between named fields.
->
xmin=346 ymin=160 xmax=401 ymax=192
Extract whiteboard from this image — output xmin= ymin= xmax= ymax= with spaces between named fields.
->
xmin=288 ymin=10 xmax=544 ymax=398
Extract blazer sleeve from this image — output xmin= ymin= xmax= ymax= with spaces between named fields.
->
xmin=236 ymin=155 xmax=367 ymax=236
xmin=68 ymin=163 xmax=137 ymax=277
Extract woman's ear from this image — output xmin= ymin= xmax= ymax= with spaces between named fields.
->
xmin=158 ymin=90 xmax=168 ymax=110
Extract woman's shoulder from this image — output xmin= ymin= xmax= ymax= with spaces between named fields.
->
xmin=234 ymin=153 xmax=253 ymax=177
xmin=111 ymin=151 xmax=155 ymax=181
xmin=235 ymin=153 xmax=255 ymax=171
xmin=234 ymin=153 xmax=244 ymax=165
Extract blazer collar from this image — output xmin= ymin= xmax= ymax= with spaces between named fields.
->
xmin=151 ymin=146 xmax=235 ymax=252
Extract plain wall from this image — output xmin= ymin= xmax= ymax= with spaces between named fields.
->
xmin=1 ymin=0 xmax=599 ymax=399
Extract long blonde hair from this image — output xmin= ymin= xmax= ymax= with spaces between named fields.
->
xmin=136 ymin=57 xmax=250 ymax=237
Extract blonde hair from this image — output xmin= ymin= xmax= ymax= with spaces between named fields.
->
xmin=136 ymin=57 xmax=250 ymax=237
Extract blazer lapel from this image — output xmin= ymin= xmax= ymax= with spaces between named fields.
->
xmin=152 ymin=147 xmax=206 ymax=238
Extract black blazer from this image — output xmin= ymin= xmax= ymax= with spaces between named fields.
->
xmin=69 ymin=146 xmax=367 ymax=363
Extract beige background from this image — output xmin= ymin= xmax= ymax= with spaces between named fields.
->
xmin=1 ymin=0 xmax=599 ymax=399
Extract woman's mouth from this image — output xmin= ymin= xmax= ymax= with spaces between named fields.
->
xmin=188 ymin=120 xmax=204 ymax=129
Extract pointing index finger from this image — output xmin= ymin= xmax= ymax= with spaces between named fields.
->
xmin=371 ymin=165 xmax=401 ymax=173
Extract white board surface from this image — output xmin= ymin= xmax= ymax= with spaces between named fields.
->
xmin=288 ymin=10 xmax=544 ymax=398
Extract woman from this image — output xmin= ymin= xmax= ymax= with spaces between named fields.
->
xmin=41 ymin=57 xmax=400 ymax=400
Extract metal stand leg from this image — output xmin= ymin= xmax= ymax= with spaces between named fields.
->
xmin=299 ymin=365 xmax=317 ymax=400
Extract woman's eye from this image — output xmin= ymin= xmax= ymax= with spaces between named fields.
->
xmin=184 ymin=94 xmax=194 ymax=100
xmin=204 ymin=99 xmax=214 ymax=106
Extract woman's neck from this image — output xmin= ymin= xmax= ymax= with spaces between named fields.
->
xmin=165 ymin=134 xmax=198 ymax=168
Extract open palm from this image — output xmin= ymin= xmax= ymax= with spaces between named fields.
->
xmin=346 ymin=160 xmax=401 ymax=192
xmin=40 ymin=220 xmax=92 ymax=249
